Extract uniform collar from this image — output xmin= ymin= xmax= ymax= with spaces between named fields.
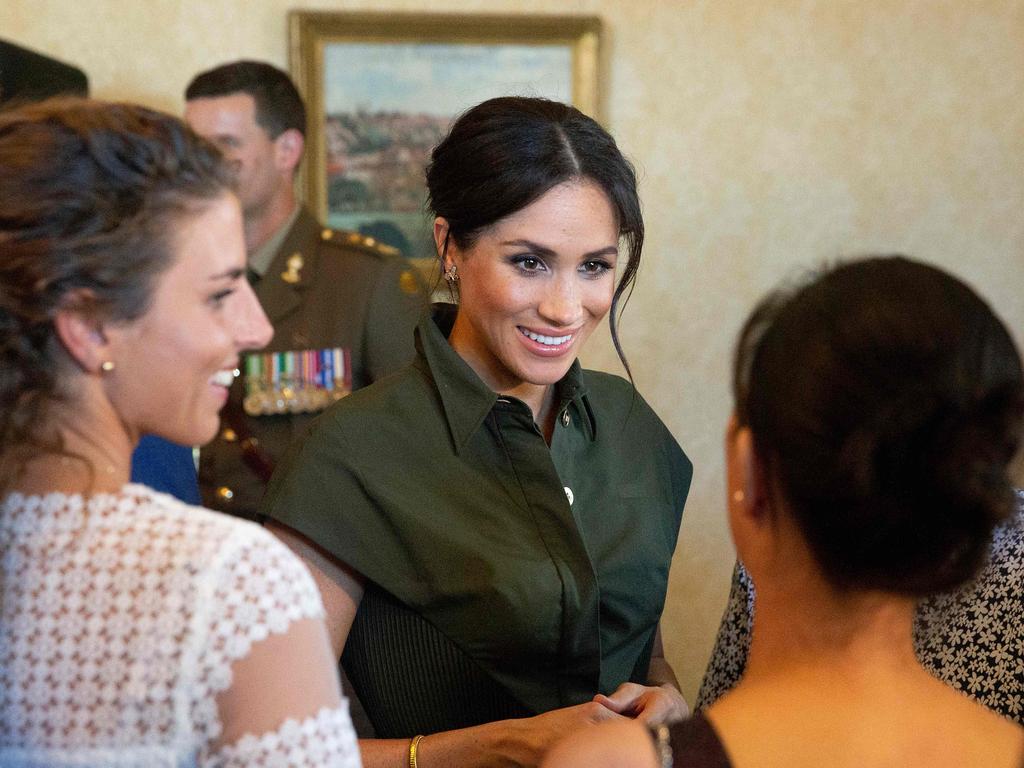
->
xmin=415 ymin=304 xmax=597 ymax=453
xmin=249 ymin=206 xmax=301 ymax=276
xmin=254 ymin=207 xmax=319 ymax=327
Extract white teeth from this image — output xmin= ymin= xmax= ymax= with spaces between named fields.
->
xmin=520 ymin=328 xmax=572 ymax=346
xmin=211 ymin=369 xmax=238 ymax=387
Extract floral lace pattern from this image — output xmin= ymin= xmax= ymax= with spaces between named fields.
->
xmin=0 ymin=484 xmax=360 ymax=766
xmin=698 ymin=490 xmax=1024 ymax=722
xmin=216 ymin=705 xmax=359 ymax=766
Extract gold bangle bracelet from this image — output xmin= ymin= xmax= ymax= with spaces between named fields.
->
xmin=409 ymin=734 xmax=426 ymax=768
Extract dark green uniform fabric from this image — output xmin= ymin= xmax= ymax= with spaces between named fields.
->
xmin=199 ymin=206 xmax=428 ymax=519
xmin=262 ymin=306 xmax=692 ymax=727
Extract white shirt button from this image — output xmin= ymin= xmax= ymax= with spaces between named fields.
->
xmin=564 ymin=486 xmax=574 ymax=505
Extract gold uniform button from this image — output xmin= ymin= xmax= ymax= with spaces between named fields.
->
xmin=220 ymin=427 xmax=237 ymax=442
xmin=281 ymin=252 xmax=304 ymax=284
xmin=216 ymin=486 xmax=234 ymax=502
xmin=321 ymin=228 xmax=334 ymax=240
xmin=561 ymin=410 xmax=571 ymax=427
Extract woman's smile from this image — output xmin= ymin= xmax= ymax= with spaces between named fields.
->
xmin=517 ymin=326 xmax=577 ymax=354
xmin=443 ymin=179 xmax=619 ymax=415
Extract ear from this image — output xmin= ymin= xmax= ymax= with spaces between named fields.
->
xmin=273 ymin=128 xmax=305 ymax=175
xmin=53 ymin=293 xmax=112 ymax=374
xmin=726 ymin=421 xmax=774 ymax=566
xmin=433 ymin=217 xmax=452 ymax=265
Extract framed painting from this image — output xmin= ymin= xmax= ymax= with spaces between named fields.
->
xmin=289 ymin=11 xmax=602 ymax=278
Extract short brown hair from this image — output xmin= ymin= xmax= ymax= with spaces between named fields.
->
xmin=185 ymin=60 xmax=306 ymax=139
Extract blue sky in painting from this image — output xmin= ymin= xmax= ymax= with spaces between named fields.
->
xmin=323 ymin=42 xmax=572 ymax=115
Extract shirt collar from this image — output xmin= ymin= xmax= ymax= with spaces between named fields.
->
xmin=415 ymin=304 xmax=597 ymax=452
xmin=249 ymin=206 xmax=301 ymax=276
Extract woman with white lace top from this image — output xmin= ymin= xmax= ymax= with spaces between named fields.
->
xmin=0 ymin=99 xmax=362 ymax=767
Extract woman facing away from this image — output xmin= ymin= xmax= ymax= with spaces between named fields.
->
xmin=262 ymin=96 xmax=694 ymax=767
xmin=0 ymin=99 xmax=361 ymax=766
xmin=543 ymin=255 xmax=1024 ymax=768
xmin=697 ymin=488 xmax=1024 ymax=721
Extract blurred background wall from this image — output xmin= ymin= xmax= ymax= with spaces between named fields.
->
xmin=3 ymin=0 xmax=1022 ymax=702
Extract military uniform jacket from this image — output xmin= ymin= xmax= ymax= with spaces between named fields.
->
xmin=200 ymin=207 xmax=427 ymax=518
xmin=262 ymin=306 xmax=693 ymax=735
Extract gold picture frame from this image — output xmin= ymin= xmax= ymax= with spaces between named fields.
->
xmin=289 ymin=11 xmax=602 ymax=269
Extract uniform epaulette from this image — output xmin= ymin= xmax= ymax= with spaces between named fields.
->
xmin=320 ymin=227 xmax=401 ymax=257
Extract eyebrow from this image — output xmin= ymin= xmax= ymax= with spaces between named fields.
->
xmin=208 ymin=267 xmax=246 ymax=282
xmin=501 ymin=239 xmax=619 ymax=259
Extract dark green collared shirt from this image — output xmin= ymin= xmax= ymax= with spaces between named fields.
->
xmin=263 ymin=307 xmax=692 ymax=721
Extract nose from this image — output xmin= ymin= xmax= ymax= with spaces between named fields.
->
xmin=538 ymin=273 xmax=583 ymax=328
xmin=234 ymin=281 xmax=274 ymax=351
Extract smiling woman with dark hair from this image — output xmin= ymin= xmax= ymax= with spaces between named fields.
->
xmin=544 ymin=255 xmax=1024 ymax=768
xmin=263 ymin=96 xmax=693 ymax=768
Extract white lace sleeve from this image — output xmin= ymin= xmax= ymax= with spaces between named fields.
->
xmin=188 ymin=526 xmax=361 ymax=767
xmin=212 ymin=704 xmax=360 ymax=767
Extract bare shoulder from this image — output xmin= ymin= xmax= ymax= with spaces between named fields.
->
xmin=943 ymin=687 xmax=1024 ymax=768
xmin=708 ymin=680 xmax=1024 ymax=768
xmin=541 ymin=719 xmax=657 ymax=768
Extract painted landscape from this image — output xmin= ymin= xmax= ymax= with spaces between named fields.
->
xmin=322 ymin=40 xmax=572 ymax=260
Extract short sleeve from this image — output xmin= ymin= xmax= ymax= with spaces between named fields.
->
xmin=189 ymin=526 xmax=327 ymax=745
xmin=362 ymin=256 xmax=428 ymax=381
xmin=211 ymin=704 xmax=360 ymax=768
xmin=259 ymin=413 xmax=414 ymax=599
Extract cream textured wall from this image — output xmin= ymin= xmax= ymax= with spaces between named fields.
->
xmin=4 ymin=0 xmax=1023 ymax=704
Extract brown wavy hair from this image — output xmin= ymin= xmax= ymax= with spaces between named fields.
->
xmin=0 ymin=98 xmax=233 ymax=488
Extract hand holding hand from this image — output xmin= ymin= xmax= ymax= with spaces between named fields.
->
xmin=506 ymin=701 xmax=625 ymax=766
xmin=593 ymin=682 xmax=689 ymax=726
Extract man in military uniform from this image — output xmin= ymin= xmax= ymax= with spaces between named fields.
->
xmin=185 ymin=60 xmax=428 ymax=520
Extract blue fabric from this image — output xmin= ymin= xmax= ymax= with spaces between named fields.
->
xmin=130 ymin=435 xmax=201 ymax=505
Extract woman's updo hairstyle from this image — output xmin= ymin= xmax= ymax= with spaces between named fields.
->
xmin=426 ymin=96 xmax=643 ymax=371
xmin=734 ymin=255 xmax=1023 ymax=596
xmin=0 ymin=98 xmax=232 ymax=472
